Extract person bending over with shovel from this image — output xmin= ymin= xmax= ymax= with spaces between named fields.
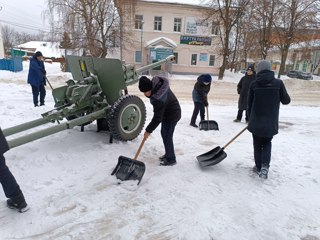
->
xmin=247 ymin=60 xmax=291 ymax=179
xmin=138 ymin=76 xmax=181 ymax=166
xmin=190 ymin=74 xmax=212 ymax=128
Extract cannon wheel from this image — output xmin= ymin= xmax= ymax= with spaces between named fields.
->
xmin=109 ymin=95 xmax=146 ymax=141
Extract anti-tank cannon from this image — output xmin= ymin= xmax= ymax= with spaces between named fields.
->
xmin=2 ymin=55 xmax=175 ymax=149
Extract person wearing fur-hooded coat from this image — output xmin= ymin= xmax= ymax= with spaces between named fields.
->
xmin=138 ymin=76 xmax=181 ymax=166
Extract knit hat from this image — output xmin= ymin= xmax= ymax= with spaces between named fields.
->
xmin=256 ymin=60 xmax=271 ymax=73
xmin=139 ymin=76 xmax=153 ymax=92
xmin=197 ymin=74 xmax=212 ymax=83
xmin=34 ymin=51 xmax=43 ymax=58
xmin=247 ymin=64 xmax=254 ymax=71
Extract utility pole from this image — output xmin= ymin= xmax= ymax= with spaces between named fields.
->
xmin=140 ymin=20 xmax=144 ymax=65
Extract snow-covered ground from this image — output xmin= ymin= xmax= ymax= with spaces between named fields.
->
xmin=0 ymin=61 xmax=319 ymax=240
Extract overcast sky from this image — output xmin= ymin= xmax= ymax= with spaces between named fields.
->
xmin=0 ymin=0 xmax=203 ymax=34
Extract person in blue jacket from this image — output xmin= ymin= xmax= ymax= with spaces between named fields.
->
xmin=190 ymin=74 xmax=212 ymax=128
xmin=27 ymin=51 xmax=46 ymax=107
xmin=0 ymin=128 xmax=28 ymax=212
xmin=247 ymin=60 xmax=291 ymax=179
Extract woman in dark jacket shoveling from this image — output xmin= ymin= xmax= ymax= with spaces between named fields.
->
xmin=190 ymin=74 xmax=212 ymax=128
xmin=138 ymin=76 xmax=181 ymax=166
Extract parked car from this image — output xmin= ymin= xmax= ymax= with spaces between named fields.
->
xmin=286 ymin=70 xmax=313 ymax=80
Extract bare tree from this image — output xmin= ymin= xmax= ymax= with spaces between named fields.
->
xmin=1 ymin=25 xmax=15 ymax=52
xmin=1 ymin=25 xmax=40 ymax=53
xmin=250 ymin=0 xmax=279 ymax=60
xmin=206 ymin=0 xmax=249 ymax=79
xmin=273 ymin=0 xmax=320 ymax=78
xmin=47 ymin=0 xmax=121 ymax=57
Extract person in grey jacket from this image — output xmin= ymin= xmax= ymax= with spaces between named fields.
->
xmin=247 ymin=60 xmax=291 ymax=179
xmin=0 ymin=128 xmax=28 ymax=212
xmin=234 ymin=64 xmax=255 ymax=123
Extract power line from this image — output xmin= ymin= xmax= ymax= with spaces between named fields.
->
xmin=0 ymin=19 xmax=51 ymax=33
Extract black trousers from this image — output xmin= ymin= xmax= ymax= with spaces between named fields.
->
xmin=191 ymin=102 xmax=205 ymax=124
xmin=252 ymin=134 xmax=273 ymax=171
xmin=236 ymin=109 xmax=248 ymax=121
xmin=31 ymin=84 xmax=46 ymax=106
xmin=161 ymin=121 xmax=178 ymax=162
xmin=0 ymin=154 xmax=22 ymax=199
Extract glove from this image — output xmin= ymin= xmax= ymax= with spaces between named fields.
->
xmin=204 ymin=101 xmax=208 ymax=107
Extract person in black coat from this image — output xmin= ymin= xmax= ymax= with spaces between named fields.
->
xmin=234 ymin=65 xmax=255 ymax=123
xmin=247 ymin=60 xmax=291 ymax=179
xmin=0 ymin=128 xmax=28 ymax=212
xmin=190 ymin=74 xmax=212 ymax=128
xmin=27 ymin=51 xmax=46 ymax=107
xmin=139 ymin=76 xmax=181 ymax=166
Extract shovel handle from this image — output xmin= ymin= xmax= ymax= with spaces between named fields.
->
xmin=223 ymin=126 xmax=247 ymax=149
xmin=206 ymin=106 xmax=209 ymax=121
xmin=133 ymin=137 xmax=147 ymax=160
xmin=45 ymin=76 xmax=54 ymax=90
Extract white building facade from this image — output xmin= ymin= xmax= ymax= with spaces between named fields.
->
xmin=122 ymin=0 xmax=222 ymax=75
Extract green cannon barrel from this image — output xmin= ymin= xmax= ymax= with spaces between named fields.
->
xmin=123 ymin=55 xmax=175 ymax=86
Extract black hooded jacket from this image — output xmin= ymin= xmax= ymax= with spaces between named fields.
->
xmin=247 ymin=70 xmax=291 ymax=138
xmin=237 ymin=72 xmax=256 ymax=110
xmin=145 ymin=76 xmax=181 ymax=133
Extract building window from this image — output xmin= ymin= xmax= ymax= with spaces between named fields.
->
xmin=174 ymin=18 xmax=182 ymax=32
xmin=209 ymin=55 xmax=215 ymax=66
xmin=154 ymin=16 xmax=162 ymax=31
xmin=135 ymin=51 xmax=142 ymax=63
xmin=135 ymin=15 xmax=143 ymax=29
xmin=302 ymin=61 xmax=307 ymax=72
xmin=211 ymin=22 xmax=219 ymax=35
xmin=191 ymin=54 xmax=197 ymax=65
xmin=173 ymin=52 xmax=178 ymax=64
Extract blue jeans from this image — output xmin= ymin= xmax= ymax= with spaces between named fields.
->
xmin=252 ymin=134 xmax=273 ymax=170
xmin=0 ymin=154 xmax=22 ymax=199
xmin=161 ymin=121 xmax=178 ymax=162
xmin=31 ymin=84 xmax=46 ymax=106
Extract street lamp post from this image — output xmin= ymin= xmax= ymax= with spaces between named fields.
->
xmin=140 ymin=20 xmax=144 ymax=65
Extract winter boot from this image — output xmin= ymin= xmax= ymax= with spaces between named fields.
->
xmin=160 ymin=159 xmax=177 ymax=166
xmin=159 ymin=154 xmax=166 ymax=161
xmin=252 ymin=166 xmax=260 ymax=174
xmin=259 ymin=166 xmax=269 ymax=179
xmin=7 ymin=192 xmax=29 ymax=213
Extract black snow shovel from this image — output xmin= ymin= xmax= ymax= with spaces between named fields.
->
xmin=199 ymin=106 xmax=219 ymax=131
xmin=111 ymin=137 xmax=146 ymax=184
xmin=197 ymin=126 xmax=247 ymax=167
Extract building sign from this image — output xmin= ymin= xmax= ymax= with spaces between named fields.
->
xmin=199 ymin=53 xmax=208 ymax=62
xmin=185 ymin=17 xmax=210 ymax=36
xmin=150 ymin=48 xmax=173 ymax=61
xmin=180 ymin=36 xmax=212 ymax=46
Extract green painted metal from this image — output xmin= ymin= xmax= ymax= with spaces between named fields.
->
xmin=3 ymin=55 xmax=175 ymax=149
xmin=6 ymin=108 xmax=107 ymax=149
